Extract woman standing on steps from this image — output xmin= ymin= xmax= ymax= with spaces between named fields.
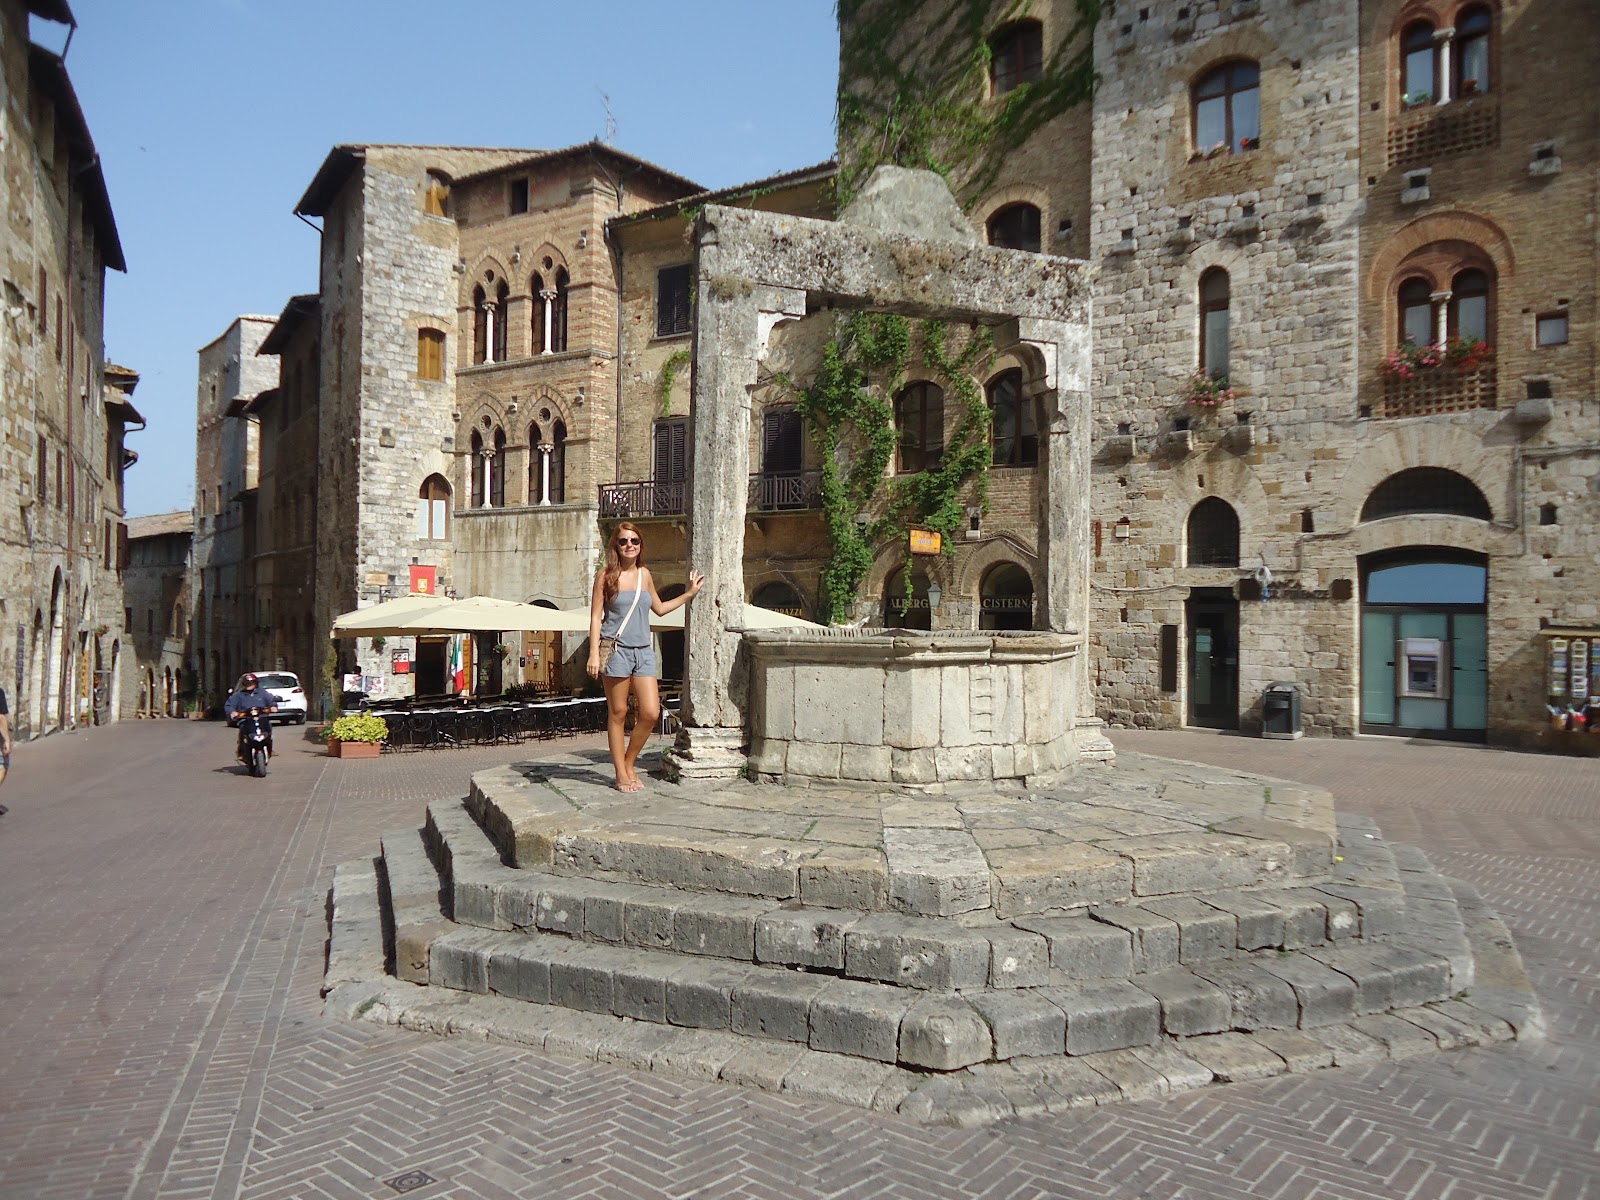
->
xmin=587 ymin=522 xmax=703 ymax=792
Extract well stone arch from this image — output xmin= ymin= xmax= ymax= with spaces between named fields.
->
xmin=952 ymin=534 xmax=1039 ymax=599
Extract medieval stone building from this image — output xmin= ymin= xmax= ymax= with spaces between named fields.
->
xmin=121 ymin=510 xmax=191 ymax=717
xmin=0 ymin=0 xmax=138 ymax=735
xmin=832 ymin=0 xmax=1598 ymax=751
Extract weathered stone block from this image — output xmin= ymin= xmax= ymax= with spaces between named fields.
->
xmin=623 ymin=893 xmax=683 ymax=949
xmin=884 ymin=827 xmax=992 ymax=916
xmin=730 ymin=971 xmax=830 ymax=1043
xmin=1307 ymin=942 xmax=1451 ymax=1012
xmin=1180 ymin=1032 xmax=1289 ymax=1082
xmin=899 ymin=998 xmax=992 ymax=1070
xmin=786 ymin=740 xmax=843 ymax=780
xmin=1013 ymin=914 xmax=1133 ymax=978
xmin=1088 ymin=905 xmax=1180 ymax=973
xmin=840 ymin=743 xmax=893 ymax=782
xmin=672 ymin=895 xmax=771 ymax=959
xmin=1203 ymin=890 xmax=1287 ymax=949
xmin=430 ymin=930 xmax=492 ymax=993
xmin=1191 ymin=961 xmax=1301 ymax=1030
xmin=1136 ymin=968 xmax=1231 ymax=1036
xmin=890 ymin=746 xmax=939 ymax=785
xmin=967 ymin=991 xmax=1067 ymax=1059
xmin=988 ymin=927 xmax=1050 ymax=988
xmin=1116 ymin=833 xmax=1289 ymax=896
xmin=487 ymin=943 xmax=558 ymax=1004
xmin=809 ymin=979 xmax=914 ymax=1063
xmin=666 ymin=961 xmax=755 ymax=1029
xmin=755 ymin=907 xmax=856 ymax=970
xmin=798 ymin=853 xmax=889 ymax=910
xmin=548 ymin=948 xmax=621 ymax=1014
xmin=1141 ymin=896 xmax=1238 ymax=963
xmin=394 ymin=919 xmax=454 ymax=985
xmin=1043 ymin=981 xmax=1160 ymax=1055
xmin=843 ymin=914 xmax=991 ymax=990
xmin=990 ymin=843 xmax=1133 ymax=917
xmin=533 ymin=880 xmax=587 ymax=936
xmin=884 ymin=664 xmax=941 ymax=748
xmin=1256 ymin=954 xmax=1358 ymax=1028
xmin=612 ymin=958 xmax=671 ymax=1023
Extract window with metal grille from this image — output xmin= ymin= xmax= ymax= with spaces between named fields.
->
xmin=1186 ymin=497 xmax=1240 ymax=567
xmin=1361 ymin=468 xmax=1491 ymax=521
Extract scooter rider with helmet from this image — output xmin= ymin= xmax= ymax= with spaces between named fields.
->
xmin=224 ymin=673 xmax=278 ymax=764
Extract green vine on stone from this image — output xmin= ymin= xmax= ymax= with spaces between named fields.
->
xmin=835 ymin=0 xmax=1104 ymax=208
xmin=780 ymin=312 xmax=994 ymax=623
xmin=658 ymin=348 xmax=691 ymax=417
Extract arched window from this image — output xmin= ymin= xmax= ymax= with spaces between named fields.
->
xmin=1193 ymin=61 xmax=1260 ymax=156
xmin=552 ymin=267 xmax=569 ymax=352
xmin=472 ymin=286 xmax=487 ymax=364
xmin=883 ymin=568 xmax=932 ymax=631
xmin=492 ymin=281 xmax=509 ymax=362
xmin=490 ymin=427 xmax=506 ymax=507
xmin=979 ymin=563 xmax=1034 ymax=630
xmin=751 ymin=580 xmax=807 ymax=619
xmin=1449 ymin=268 xmax=1490 ymax=343
xmin=469 ymin=430 xmax=485 ymax=507
xmin=527 ymin=421 xmax=542 ymax=500
xmin=1199 ymin=268 xmax=1230 ymax=377
xmin=531 ymin=272 xmax=547 ymax=353
xmin=1400 ymin=20 xmax=1438 ymax=105
xmin=550 ymin=420 xmax=566 ymax=504
xmin=1398 ymin=276 xmax=1434 ymax=346
xmin=1187 ymin=497 xmax=1240 ymax=567
xmin=989 ymin=20 xmax=1043 ymax=95
xmin=417 ymin=474 xmax=451 ymax=540
xmin=988 ymin=204 xmax=1042 ymax=253
xmin=895 ymin=382 xmax=944 ymax=474
xmin=1454 ymin=5 xmax=1491 ymax=97
xmin=1361 ymin=468 xmax=1491 ymax=521
xmin=987 ymin=369 xmax=1036 ymax=467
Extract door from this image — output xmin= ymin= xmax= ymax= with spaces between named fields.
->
xmin=1186 ymin=590 xmax=1239 ymax=729
xmin=414 ymin=639 xmax=446 ymax=697
xmin=473 ymin=632 xmax=503 ymax=695
xmin=1359 ymin=554 xmax=1487 ymax=741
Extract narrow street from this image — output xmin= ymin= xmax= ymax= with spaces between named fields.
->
xmin=0 ymin=721 xmax=1594 ymax=1200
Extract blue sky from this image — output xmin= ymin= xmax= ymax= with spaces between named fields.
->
xmin=39 ymin=1 xmax=841 ymax=517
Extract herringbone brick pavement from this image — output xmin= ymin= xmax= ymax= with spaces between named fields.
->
xmin=0 ymin=722 xmax=1594 ymax=1199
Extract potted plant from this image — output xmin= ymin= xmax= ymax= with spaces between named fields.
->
xmin=371 ymin=635 xmax=387 ymax=652
xmin=1461 ymin=78 xmax=1479 ymax=96
xmin=1183 ymin=370 xmax=1237 ymax=411
xmin=493 ymin=642 xmax=511 ymax=657
xmin=1403 ymin=90 xmax=1432 ymax=108
xmin=1381 ymin=337 xmax=1494 ymax=380
xmin=1238 ymin=135 xmax=1260 ymax=152
xmin=327 ymin=712 xmax=387 ymax=758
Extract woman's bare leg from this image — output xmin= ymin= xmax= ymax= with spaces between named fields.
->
xmin=622 ymin=674 xmax=661 ymax=787
xmin=602 ymin=674 xmax=638 ymax=790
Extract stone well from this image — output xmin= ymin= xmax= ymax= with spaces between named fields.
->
xmin=745 ymin=628 xmax=1083 ymax=788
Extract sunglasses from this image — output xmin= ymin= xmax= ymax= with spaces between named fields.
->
xmin=616 ymin=536 xmax=641 ymax=546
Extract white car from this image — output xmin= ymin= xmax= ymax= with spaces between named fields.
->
xmin=234 ymin=671 xmax=309 ymax=725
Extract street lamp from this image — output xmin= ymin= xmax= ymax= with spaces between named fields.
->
xmin=926 ymin=582 xmax=942 ymax=610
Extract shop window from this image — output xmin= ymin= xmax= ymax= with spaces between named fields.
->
xmin=1186 ymin=497 xmax=1240 ymax=567
xmin=987 ymin=204 xmax=1042 ymax=253
xmin=895 ymin=382 xmax=944 ymax=474
xmin=1361 ymin=467 xmax=1491 ymax=521
xmin=989 ymin=20 xmax=1043 ymax=95
xmin=979 ymin=563 xmax=1035 ymax=630
xmin=417 ymin=328 xmax=446 ymax=381
xmin=656 ymin=263 xmax=693 ymax=337
xmin=1199 ymin=268 xmax=1230 ymax=376
xmin=1400 ymin=20 xmax=1438 ymax=106
xmin=1193 ymin=61 xmax=1260 ymax=156
xmin=417 ymin=475 xmax=450 ymax=540
xmin=987 ymin=369 xmax=1036 ymax=466
xmin=1454 ymin=5 xmax=1492 ymax=97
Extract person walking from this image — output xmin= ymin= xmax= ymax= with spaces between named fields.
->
xmin=587 ymin=522 xmax=702 ymax=792
xmin=0 ymin=686 xmax=10 ymax=815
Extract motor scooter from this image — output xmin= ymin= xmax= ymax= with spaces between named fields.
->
xmin=237 ymin=708 xmax=272 ymax=777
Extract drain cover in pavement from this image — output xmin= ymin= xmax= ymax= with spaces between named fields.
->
xmin=383 ymin=1170 xmax=437 ymax=1193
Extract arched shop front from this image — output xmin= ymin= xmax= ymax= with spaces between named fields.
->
xmin=1359 ymin=550 xmax=1487 ymax=741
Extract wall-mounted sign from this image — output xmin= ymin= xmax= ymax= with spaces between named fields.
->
xmin=363 ymin=571 xmax=390 ymax=586
xmin=409 ymin=565 xmax=438 ymax=595
xmin=391 ymin=648 xmax=412 ymax=675
xmin=908 ymin=529 xmax=942 ymax=555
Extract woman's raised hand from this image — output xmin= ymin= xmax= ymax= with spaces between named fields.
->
xmin=686 ymin=570 xmax=705 ymax=597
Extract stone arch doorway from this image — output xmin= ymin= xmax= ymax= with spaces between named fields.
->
xmin=1359 ymin=549 xmax=1487 ymax=741
xmin=978 ymin=563 xmax=1035 ymax=630
xmin=883 ymin=567 xmax=932 ymax=631
xmin=751 ymin=581 xmax=807 ymax=621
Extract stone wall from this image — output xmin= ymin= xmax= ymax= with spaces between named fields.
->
xmin=121 ymin=518 xmax=191 ymax=717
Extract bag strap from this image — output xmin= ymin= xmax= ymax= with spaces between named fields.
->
xmin=616 ymin=579 xmax=644 ymax=638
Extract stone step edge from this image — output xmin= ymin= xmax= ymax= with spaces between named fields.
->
xmin=425 ymin=798 xmax=1420 ymax=984
xmin=411 ymin=920 xmax=1468 ymax=1070
xmin=324 ymin=857 xmax=1537 ymax=1124
xmin=463 ymin=776 xmax=1334 ymax=917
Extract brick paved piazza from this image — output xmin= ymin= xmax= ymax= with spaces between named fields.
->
xmin=0 ymin=720 xmax=1594 ymax=1200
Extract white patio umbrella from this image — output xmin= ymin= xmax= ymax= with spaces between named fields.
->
xmin=332 ymin=595 xmax=593 ymax=638
xmin=548 ymin=603 xmax=822 ymax=632
xmin=331 ymin=593 xmax=458 ymax=638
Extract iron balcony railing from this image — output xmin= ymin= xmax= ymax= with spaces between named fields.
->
xmin=598 ymin=471 xmax=823 ymax=518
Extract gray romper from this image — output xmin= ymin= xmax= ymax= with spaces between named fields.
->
xmin=601 ymin=587 xmax=656 ymax=678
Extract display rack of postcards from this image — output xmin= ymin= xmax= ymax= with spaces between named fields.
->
xmin=1542 ymin=629 xmax=1600 ymax=733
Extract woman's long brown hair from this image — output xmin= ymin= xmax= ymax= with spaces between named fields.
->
xmin=601 ymin=522 xmax=645 ymax=606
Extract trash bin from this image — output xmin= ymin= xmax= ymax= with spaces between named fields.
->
xmin=1261 ymin=681 xmax=1303 ymax=740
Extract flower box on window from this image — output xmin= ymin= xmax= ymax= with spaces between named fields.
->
xmin=1239 ymin=136 xmax=1260 ymax=151
xmin=1182 ymin=371 xmax=1237 ymax=411
xmin=1380 ymin=337 xmax=1494 ymax=381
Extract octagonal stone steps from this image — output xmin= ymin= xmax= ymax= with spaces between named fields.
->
xmin=408 ymin=794 xmax=1444 ymax=995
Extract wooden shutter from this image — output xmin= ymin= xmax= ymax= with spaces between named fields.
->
xmin=762 ymin=408 xmax=803 ymax=474
xmin=654 ymin=419 xmax=687 ymax=482
xmin=656 ymin=265 xmax=692 ymax=337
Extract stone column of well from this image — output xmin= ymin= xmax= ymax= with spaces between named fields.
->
xmin=665 ymin=216 xmax=805 ymax=779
